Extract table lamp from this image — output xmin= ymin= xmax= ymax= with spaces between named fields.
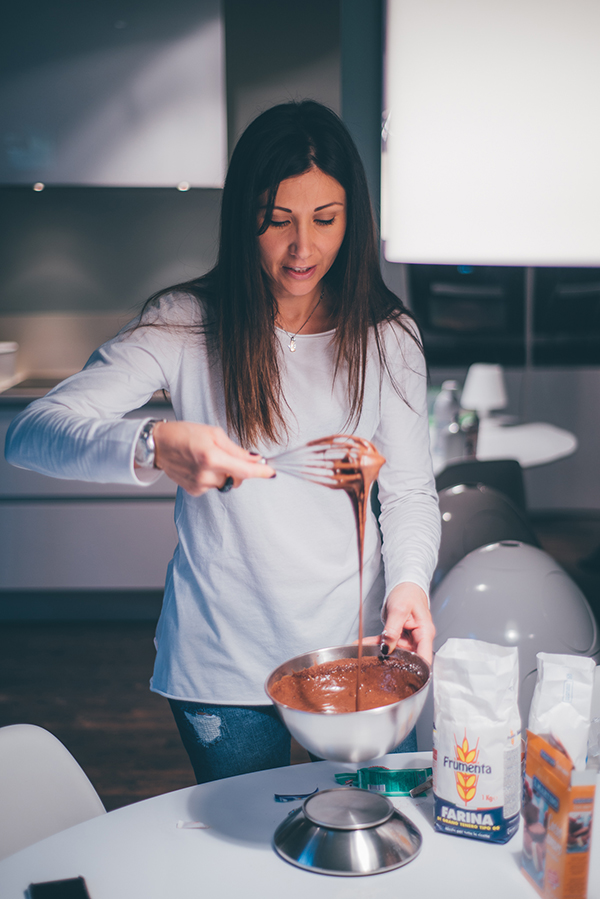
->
xmin=460 ymin=363 xmax=508 ymax=420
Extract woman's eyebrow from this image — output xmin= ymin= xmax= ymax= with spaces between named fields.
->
xmin=262 ymin=201 xmax=345 ymax=213
xmin=314 ymin=202 xmax=345 ymax=211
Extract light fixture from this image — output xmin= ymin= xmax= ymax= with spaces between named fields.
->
xmin=383 ymin=0 xmax=600 ymax=266
xmin=33 ymin=182 xmax=45 ymax=191
xmin=460 ymin=363 xmax=508 ymax=420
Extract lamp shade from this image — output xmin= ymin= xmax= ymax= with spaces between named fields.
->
xmin=460 ymin=363 xmax=507 ymax=418
xmin=382 ymin=0 xmax=600 ymax=266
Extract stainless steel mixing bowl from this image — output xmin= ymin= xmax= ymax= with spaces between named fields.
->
xmin=273 ymin=787 xmax=423 ymax=875
xmin=265 ymin=644 xmax=431 ymax=762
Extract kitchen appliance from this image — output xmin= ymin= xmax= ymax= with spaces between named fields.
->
xmin=273 ymin=787 xmax=422 ymax=876
xmin=534 ymin=266 xmax=600 ymax=365
xmin=406 ymin=264 xmax=525 ymax=366
xmin=266 ymin=644 xmax=430 ymax=875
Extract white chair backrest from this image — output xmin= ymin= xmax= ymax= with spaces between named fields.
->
xmin=0 ymin=723 xmax=106 ymax=860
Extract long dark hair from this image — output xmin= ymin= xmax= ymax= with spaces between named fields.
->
xmin=140 ymin=100 xmax=420 ymax=446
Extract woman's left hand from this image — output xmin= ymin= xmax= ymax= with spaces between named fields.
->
xmin=362 ymin=582 xmax=435 ymax=664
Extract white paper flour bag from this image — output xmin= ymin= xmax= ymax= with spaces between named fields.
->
xmin=528 ymin=652 xmax=595 ymax=770
xmin=433 ymin=638 xmax=521 ymax=843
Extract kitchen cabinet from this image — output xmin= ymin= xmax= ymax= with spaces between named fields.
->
xmin=405 ymin=264 xmax=600 ymax=367
xmin=0 ymin=499 xmax=176 ymax=590
xmin=0 ymin=402 xmax=177 ymax=600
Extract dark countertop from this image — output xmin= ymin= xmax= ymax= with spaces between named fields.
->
xmin=0 ymin=377 xmax=171 ymax=406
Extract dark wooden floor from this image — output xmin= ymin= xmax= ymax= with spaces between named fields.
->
xmin=530 ymin=512 xmax=600 ymax=626
xmin=0 ymin=621 xmax=311 ymax=811
xmin=1 ymin=512 xmax=599 ymax=812
xmin=0 ymin=622 xmax=194 ymax=810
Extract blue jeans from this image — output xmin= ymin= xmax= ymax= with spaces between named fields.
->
xmin=169 ymin=699 xmax=418 ymax=784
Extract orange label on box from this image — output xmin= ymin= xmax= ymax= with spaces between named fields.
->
xmin=522 ymin=731 xmax=596 ymax=899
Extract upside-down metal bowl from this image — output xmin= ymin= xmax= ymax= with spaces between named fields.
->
xmin=265 ymin=644 xmax=431 ymax=763
xmin=273 ymin=788 xmax=423 ymax=876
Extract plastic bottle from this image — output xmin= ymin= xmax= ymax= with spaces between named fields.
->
xmin=586 ymin=666 xmax=600 ymax=770
xmin=432 ymin=380 xmax=465 ymax=466
xmin=459 ymin=408 xmax=479 ymax=459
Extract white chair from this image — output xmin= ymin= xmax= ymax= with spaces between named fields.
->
xmin=0 ymin=723 xmax=106 ymax=860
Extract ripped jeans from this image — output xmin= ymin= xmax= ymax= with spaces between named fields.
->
xmin=168 ymin=700 xmax=417 ymax=784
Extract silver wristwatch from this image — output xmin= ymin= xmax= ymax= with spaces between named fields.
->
xmin=134 ymin=419 xmax=166 ymax=469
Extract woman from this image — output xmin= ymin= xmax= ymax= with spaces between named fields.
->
xmin=5 ymin=101 xmax=440 ymax=783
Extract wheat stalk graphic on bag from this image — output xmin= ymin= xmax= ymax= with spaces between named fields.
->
xmin=455 ymin=733 xmax=479 ymax=804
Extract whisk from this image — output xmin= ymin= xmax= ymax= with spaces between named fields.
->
xmin=264 ymin=435 xmax=384 ymax=490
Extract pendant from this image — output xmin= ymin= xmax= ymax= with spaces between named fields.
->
xmin=288 ymin=337 xmax=297 ymax=352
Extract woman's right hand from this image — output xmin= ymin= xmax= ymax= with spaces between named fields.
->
xmin=151 ymin=421 xmax=274 ymax=496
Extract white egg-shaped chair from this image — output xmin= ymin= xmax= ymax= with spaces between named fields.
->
xmin=417 ymin=541 xmax=600 ymax=750
xmin=434 ymin=483 xmax=540 ymax=589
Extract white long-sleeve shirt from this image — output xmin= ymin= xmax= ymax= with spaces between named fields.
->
xmin=5 ymin=293 xmax=440 ymax=704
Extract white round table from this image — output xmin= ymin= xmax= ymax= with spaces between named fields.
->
xmin=475 ymin=419 xmax=578 ymax=468
xmin=2 ymin=752 xmax=597 ymax=898
xmin=432 ymin=419 xmax=578 ymax=475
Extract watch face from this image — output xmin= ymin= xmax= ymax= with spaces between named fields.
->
xmin=135 ymin=421 xmax=158 ymax=468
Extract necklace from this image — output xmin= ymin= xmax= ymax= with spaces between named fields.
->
xmin=279 ymin=287 xmax=324 ymax=352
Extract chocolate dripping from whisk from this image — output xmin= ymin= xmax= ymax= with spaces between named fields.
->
xmin=266 ymin=435 xmax=385 ymax=711
xmin=341 ymin=465 xmax=367 ymax=710
xmin=308 ymin=438 xmax=385 ymax=711
xmin=334 ymin=461 xmax=376 ymax=710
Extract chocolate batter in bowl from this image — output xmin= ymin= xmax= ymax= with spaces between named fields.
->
xmin=265 ymin=644 xmax=430 ymax=763
xmin=270 ymin=655 xmax=424 ymax=713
